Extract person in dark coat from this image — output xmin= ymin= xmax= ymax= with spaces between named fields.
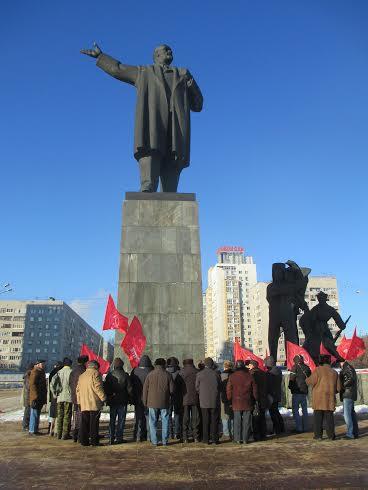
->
xmin=69 ymin=355 xmax=88 ymax=442
xmin=264 ymin=356 xmax=285 ymax=435
xmin=220 ymin=360 xmax=234 ymax=440
xmin=131 ymin=354 xmax=153 ymax=442
xmin=195 ymin=357 xmax=221 ymax=444
xmin=48 ymin=361 xmax=63 ymax=436
xmin=29 ymin=360 xmax=47 ymax=435
xmin=143 ymin=358 xmax=174 ymax=446
xmin=289 ymin=355 xmax=311 ymax=433
xmin=167 ymin=357 xmax=184 ymax=440
xmin=227 ymin=360 xmax=258 ymax=444
xmin=340 ymin=361 xmax=359 ymax=439
xmin=248 ymin=360 xmax=268 ymax=441
xmin=104 ymin=358 xmax=133 ymax=444
xmin=22 ymin=363 xmax=34 ymax=431
xmin=179 ymin=358 xmax=200 ymax=442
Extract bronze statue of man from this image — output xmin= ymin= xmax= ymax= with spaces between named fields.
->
xmin=81 ymin=43 xmax=203 ymax=192
xmin=300 ymin=291 xmax=347 ymax=363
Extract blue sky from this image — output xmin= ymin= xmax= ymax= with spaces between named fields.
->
xmin=1 ymin=0 xmax=367 ymax=338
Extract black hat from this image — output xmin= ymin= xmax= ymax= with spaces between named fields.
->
xmin=35 ymin=359 xmax=46 ymax=365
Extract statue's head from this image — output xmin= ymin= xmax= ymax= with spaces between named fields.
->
xmin=316 ymin=290 xmax=328 ymax=303
xmin=272 ymin=263 xmax=286 ymax=283
xmin=153 ymin=45 xmax=173 ymax=66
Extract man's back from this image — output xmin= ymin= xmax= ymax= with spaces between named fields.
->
xmin=56 ymin=366 xmax=72 ymax=403
xmin=77 ymin=367 xmax=106 ymax=411
xmin=179 ymin=365 xmax=198 ymax=406
xmin=143 ymin=366 xmax=173 ymax=409
xmin=227 ymin=370 xmax=257 ymax=411
xmin=70 ymin=364 xmax=86 ymax=405
xmin=196 ymin=367 xmax=220 ymax=409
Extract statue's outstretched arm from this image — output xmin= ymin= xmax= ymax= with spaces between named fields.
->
xmin=81 ymin=42 xmax=138 ymax=85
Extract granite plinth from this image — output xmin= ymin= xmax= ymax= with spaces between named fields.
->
xmin=116 ymin=194 xmax=205 ymax=364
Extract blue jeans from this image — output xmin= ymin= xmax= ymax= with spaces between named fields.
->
xmin=29 ymin=408 xmax=41 ymax=433
xmin=222 ymin=416 xmax=233 ymax=438
xmin=109 ymin=404 xmax=127 ymax=442
xmin=343 ymin=398 xmax=359 ymax=438
xmin=292 ymin=394 xmax=308 ymax=432
xmin=233 ymin=410 xmax=251 ymax=443
xmin=148 ymin=408 xmax=169 ymax=446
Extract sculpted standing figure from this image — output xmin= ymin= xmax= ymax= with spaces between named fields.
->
xmin=81 ymin=43 xmax=203 ymax=192
xmin=267 ymin=261 xmax=310 ymax=361
xmin=300 ymin=291 xmax=347 ymax=363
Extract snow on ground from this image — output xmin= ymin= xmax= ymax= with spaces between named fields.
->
xmin=1 ymin=406 xmax=367 ymax=423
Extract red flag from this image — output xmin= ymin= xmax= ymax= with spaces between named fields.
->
xmin=319 ymin=342 xmax=337 ymax=364
xmin=286 ymin=341 xmax=316 ymax=372
xmin=345 ymin=329 xmax=366 ymax=361
xmin=233 ymin=341 xmax=266 ymax=371
xmin=80 ymin=343 xmax=111 ymax=375
xmin=102 ymin=294 xmax=129 ymax=333
xmin=121 ymin=316 xmax=146 ymax=368
xmin=337 ymin=335 xmax=349 ymax=359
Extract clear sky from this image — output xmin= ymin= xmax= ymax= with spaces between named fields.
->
xmin=1 ymin=0 xmax=367 ymax=338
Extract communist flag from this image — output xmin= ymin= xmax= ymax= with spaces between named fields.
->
xmin=102 ymin=294 xmax=129 ymax=333
xmin=345 ymin=329 xmax=366 ymax=361
xmin=121 ymin=316 xmax=146 ymax=369
xmin=286 ymin=341 xmax=316 ymax=372
xmin=233 ymin=340 xmax=266 ymax=371
xmin=80 ymin=343 xmax=111 ymax=375
xmin=320 ymin=342 xmax=337 ymax=364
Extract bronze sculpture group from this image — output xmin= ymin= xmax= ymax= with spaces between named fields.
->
xmin=267 ymin=260 xmax=348 ymax=363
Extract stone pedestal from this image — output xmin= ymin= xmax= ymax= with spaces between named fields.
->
xmin=115 ymin=192 xmax=205 ymax=364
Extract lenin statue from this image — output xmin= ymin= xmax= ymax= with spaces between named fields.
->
xmin=81 ymin=43 xmax=203 ymax=192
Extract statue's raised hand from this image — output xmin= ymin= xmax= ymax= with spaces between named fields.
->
xmin=80 ymin=42 xmax=102 ymax=58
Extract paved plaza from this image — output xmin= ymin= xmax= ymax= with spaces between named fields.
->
xmin=0 ymin=407 xmax=367 ymax=489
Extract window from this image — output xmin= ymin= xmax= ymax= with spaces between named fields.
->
xmin=35 ymin=348 xmax=40 ymax=353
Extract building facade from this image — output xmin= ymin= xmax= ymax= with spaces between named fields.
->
xmin=250 ymin=276 xmax=342 ymax=363
xmin=203 ymin=247 xmax=257 ymax=362
xmin=0 ymin=300 xmax=112 ymax=372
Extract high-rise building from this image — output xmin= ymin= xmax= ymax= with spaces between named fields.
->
xmin=203 ymin=247 xmax=257 ymax=362
xmin=250 ymin=276 xmax=342 ymax=363
xmin=0 ymin=300 xmax=113 ymax=372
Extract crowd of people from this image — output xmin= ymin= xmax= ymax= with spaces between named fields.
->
xmin=21 ymin=353 xmax=360 ymax=447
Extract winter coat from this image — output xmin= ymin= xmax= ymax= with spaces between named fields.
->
xmin=104 ymin=367 xmax=133 ymax=406
xmin=266 ymin=366 xmax=283 ymax=402
xmin=227 ymin=369 xmax=258 ymax=411
xmin=76 ymin=366 xmax=106 ymax=411
xmin=306 ymin=365 xmax=341 ymax=411
xmin=69 ymin=364 xmax=86 ymax=405
xmin=220 ymin=370 xmax=233 ymax=416
xmin=289 ymin=363 xmax=311 ymax=395
xmin=22 ymin=370 xmax=32 ymax=408
xmin=29 ymin=367 xmax=47 ymax=408
xmin=340 ymin=362 xmax=358 ymax=401
xmin=251 ymin=368 xmax=269 ymax=410
xmin=143 ymin=366 xmax=174 ymax=409
xmin=96 ymin=55 xmax=203 ymax=167
xmin=179 ymin=365 xmax=199 ymax=406
xmin=50 ymin=365 xmax=73 ymax=403
xmin=195 ymin=366 xmax=221 ymax=409
xmin=167 ymin=365 xmax=185 ymax=410
xmin=131 ymin=355 xmax=153 ymax=405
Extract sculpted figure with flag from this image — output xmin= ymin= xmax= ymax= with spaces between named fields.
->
xmin=300 ymin=290 xmax=349 ymax=363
